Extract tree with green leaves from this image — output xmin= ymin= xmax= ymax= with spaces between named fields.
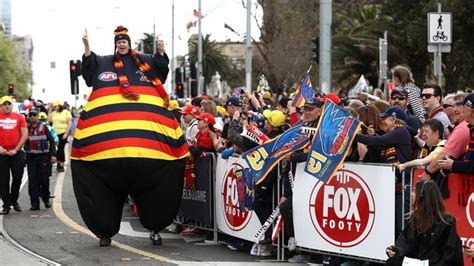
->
xmin=188 ymin=34 xmax=240 ymax=88
xmin=135 ymin=33 xmax=155 ymax=54
xmin=0 ymin=33 xmax=32 ymax=99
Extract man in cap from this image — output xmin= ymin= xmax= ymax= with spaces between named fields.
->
xmin=180 ymin=105 xmax=201 ymax=145
xmin=24 ymin=109 xmax=57 ymax=210
xmin=389 ymin=86 xmax=422 ymax=131
xmin=221 ymin=96 xmax=243 ymax=149
xmin=438 ymin=93 xmax=474 ymax=173
xmin=0 ymin=96 xmax=28 ymax=215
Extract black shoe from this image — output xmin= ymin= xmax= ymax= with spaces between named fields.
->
xmin=57 ymin=165 xmax=65 ymax=172
xmin=1 ymin=207 xmax=10 ymax=215
xmin=44 ymin=201 xmax=52 ymax=209
xmin=30 ymin=205 xmax=40 ymax=211
xmin=13 ymin=202 xmax=22 ymax=212
xmin=99 ymin=237 xmax=111 ymax=247
xmin=49 ymin=195 xmax=56 ymax=199
xmin=150 ymin=231 xmax=162 ymax=245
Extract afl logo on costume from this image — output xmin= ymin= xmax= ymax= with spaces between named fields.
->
xmin=221 ymin=163 xmax=252 ymax=231
xmin=98 ymin=72 xmax=118 ymax=81
xmin=309 ymin=169 xmax=375 ymax=248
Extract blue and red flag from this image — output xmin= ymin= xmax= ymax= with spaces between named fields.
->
xmin=304 ymin=99 xmax=362 ymax=183
xmin=243 ymin=125 xmax=311 ymax=185
xmin=292 ymin=73 xmax=314 ymax=108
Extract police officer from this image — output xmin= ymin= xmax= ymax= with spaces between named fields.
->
xmin=24 ymin=109 xmax=57 ymax=210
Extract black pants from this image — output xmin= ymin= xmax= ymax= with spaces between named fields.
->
xmin=26 ymin=153 xmax=51 ymax=206
xmin=0 ymin=151 xmax=25 ymax=208
xmin=71 ymin=158 xmax=185 ymax=239
xmin=280 ymin=195 xmax=294 ymax=237
xmin=56 ymin=133 xmax=67 ymax=162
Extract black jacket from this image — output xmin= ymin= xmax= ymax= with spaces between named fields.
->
xmin=386 ymin=215 xmax=463 ymax=266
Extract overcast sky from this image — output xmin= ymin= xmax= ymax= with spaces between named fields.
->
xmin=12 ymin=0 xmax=262 ymax=105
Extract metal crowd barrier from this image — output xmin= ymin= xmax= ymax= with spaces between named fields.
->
xmin=173 ymin=152 xmax=220 ymax=243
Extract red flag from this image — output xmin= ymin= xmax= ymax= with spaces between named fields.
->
xmin=193 ymin=9 xmax=199 ymax=17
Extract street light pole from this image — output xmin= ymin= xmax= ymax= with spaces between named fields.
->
xmin=245 ymin=0 xmax=252 ymax=92
xmin=319 ymin=0 xmax=332 ymax=94
xmin=197 ymin=0 xmax=203 ymax=95
xmin=171 ymin=0 xmax=175 ymax=95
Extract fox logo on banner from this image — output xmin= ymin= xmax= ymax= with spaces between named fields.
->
xmin=243 ymin=125 xmax=310 ymax=185
xmin=304 ymin=99 xmax=361 ymax=183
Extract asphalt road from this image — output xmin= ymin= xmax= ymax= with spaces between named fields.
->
xmin=1 ymin=162 xmax=292 ymax=265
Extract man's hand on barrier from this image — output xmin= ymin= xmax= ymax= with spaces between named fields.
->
xmin=464 ymin=245 xmax=474 ymax=258
xmin=438 ymin=158 xmax=453 ymax=171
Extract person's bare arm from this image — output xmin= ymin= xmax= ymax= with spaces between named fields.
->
xmin=83 ymin=29 xmax=91 ymax=57
xmin=7 ymin=127 xmax=28 ymax=155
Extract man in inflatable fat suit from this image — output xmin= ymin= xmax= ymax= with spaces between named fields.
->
xmin=71 ymin=26 xmax=189 ymax=247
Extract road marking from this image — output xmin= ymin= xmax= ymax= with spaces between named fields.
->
xmin=52 ymin=169 xmax=178 ymax=263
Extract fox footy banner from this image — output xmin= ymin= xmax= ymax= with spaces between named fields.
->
xmin=304 ymin=99 xmax=361 ymax=183
xmin=243 ymin=125 xmax=311 ymax=185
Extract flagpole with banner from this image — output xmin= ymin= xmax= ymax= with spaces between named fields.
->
xmin=304 ymin=99 xmax=362 ymax=183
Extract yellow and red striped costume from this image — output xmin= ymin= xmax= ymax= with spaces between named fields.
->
xmin=71 ymin=85 xmax=189 ymax=161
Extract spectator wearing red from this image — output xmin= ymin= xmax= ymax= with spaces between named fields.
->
xmin=190 ymin=112 xmax=217 ymax=157
xmin=180 ymin=104 xmax=201 ymax=145
xmin=0 ymin=96 xmax=28 ymax=215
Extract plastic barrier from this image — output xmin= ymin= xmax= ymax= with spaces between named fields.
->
xmin=214 ymin=156 xmax=264 ymax=242
xmin=293 ymin=162 xmax=395 ymax=262
xmin=411 ymin=168 xmax=474 ymax=266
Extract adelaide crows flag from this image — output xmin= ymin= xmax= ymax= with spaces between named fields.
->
xmin=304 ymin=99 xmax=361 ymax=183
xmin=243 ymin=125 xmax=310 ymax=185
xmin=292 ymin=73 xmax=314 ymax=108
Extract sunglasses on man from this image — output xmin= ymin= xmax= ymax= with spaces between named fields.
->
xmin=421 ymin=93 xmax=437 ymax=99
xmin=391 ymin=96 xmax=406 ymax=101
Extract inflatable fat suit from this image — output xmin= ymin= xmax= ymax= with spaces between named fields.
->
xmin=71 ymin=26 xmax=189 ymax=246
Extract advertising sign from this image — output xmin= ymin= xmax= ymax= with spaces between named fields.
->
xmin=294 ymin=162 xmax=395 ymax=261
xmin=215 ymin=156 xmax=263 ymax=242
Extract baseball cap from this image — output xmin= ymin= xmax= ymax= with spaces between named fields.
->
xmin=263 ymin=91 xmax=272 ymax=99
xmin=1 ymin=96 xmax=13 ymax=104
xmin=303 ymin=97 xmax=324 ymax=108
xmin=39 ymin=112 xmax=48 ymax=120
xmin=179 ymin=105 xmax=201 ymax=117
xmin=216 ymin=105 xmax=228 ymax=117
xmin=391 ymin=86 xmax=409 ymax=97
xmin=28 ymin=108 xmax=39 ymax=115
xmin=224 ymin=96 xmax=242 ymax=107
xmin=322 ymin=93 xmax=342 ymax=106
xmin=168 ymin=100 xmax=179 ymax=110
xmin=462 ymin=93 xmax=474 ymax=108
xmin=263 ymin=109 xmax=286 ymax=127
xmin=197 ymin=112 xmax=216 ymax=125
xmin=52 ymin=100 xmax=63 ymax=107
xmin=380 ymin=106 xmax=406 ymax=121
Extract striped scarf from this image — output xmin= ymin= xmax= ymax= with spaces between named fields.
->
xmin=114 ymin=50 xmax=169 ymax=107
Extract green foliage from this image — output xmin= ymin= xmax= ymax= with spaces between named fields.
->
xmin=188 ymin=34 xmax=242 ymax=87
xmin=332 ymin=4 xmax=383 ymax=90
xmin=380 ymin=0 xmax=474 ymax=93
xmin=135 ymin=33 xmax=154 ymax=54
xmin=0 ymin=33 xmax=32 ymax=99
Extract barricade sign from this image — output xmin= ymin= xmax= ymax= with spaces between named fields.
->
xmin=178 ymin=155 xmax=213 ymax=226
xmin=215 ymin=156 xmax=263 ymax=242
xmin=293 ymin=162 xmax=395 ymax=261
xmin=412 ymin=169 xmax=474 ymax=266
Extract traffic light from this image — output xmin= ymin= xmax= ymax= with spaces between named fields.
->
xmin=311 ymin=37 xmax=320 ymax=64
xmin=176 ymin=83 xmax=184 ymax=98
xmin=8 ymin=84 xmax=14 ymax=95
xmin=69 ymin=60 xmax=81 ymax=95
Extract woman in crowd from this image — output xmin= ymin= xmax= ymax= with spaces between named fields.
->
xmin=48 ymin=101 xmax=72 ymax=172
xmin=392 ymin=65 xmax=426 ymax=122
xmin=386 ymin=180 xmax=463 ymax=265
xmin=355 ymin=106 xmax=415 ymax=236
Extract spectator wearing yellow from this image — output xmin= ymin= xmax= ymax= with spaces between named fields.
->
xmin=263 ymin=109 xmax=286 ymax=138
xmin=48 ymin=100 xmax=72 ymax=172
